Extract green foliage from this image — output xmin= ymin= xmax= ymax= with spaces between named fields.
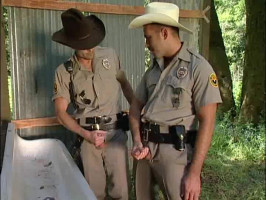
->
xmin=3 ymin=7 xmax=10 ymax=75
xmin=144 ymin=0 xmax=150 ymax=6
xmin=201 ymin=118 xmax=265 ymax=199
xmin=129 ymin=117 xmax=265 ymax=200
xmin=212 ymin=116 xmax=265 ymax=161
xmin=214 ymin=0 xmax=246 ymax=109
xmin=145 ymin=47 xmax=151 ymax=70
xmin=8 ymin=76 xmax=13 ymax=116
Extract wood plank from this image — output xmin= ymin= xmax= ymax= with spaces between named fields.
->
xmin=1 ymin=4 xmax=11 ymax=121
xmin=2 ymin=0 xmax=144 ymax=15
xmin=2 ymin=0 xmax=206 ymax=18
xmin=12 ymin=117 xmax=60 ymax=129
xmin=199 ymin=0 xmax=211 ymax=60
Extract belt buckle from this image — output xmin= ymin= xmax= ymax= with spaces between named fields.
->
xmin=91 ymin=124 xmax=100 ymax=130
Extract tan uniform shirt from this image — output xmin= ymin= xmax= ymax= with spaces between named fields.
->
xmin=52 ymin=46 xmax=122 ymax=124
xmin=136 ymin=42 xmax=222 ymax=130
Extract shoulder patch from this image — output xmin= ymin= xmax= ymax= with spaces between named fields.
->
xmin=209 ymin=73 xmax=218 ymax=87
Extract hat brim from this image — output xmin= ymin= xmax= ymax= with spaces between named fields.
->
xmin=129 ymin=13 xmax=193 ymax=34
xmin=52 ymin=16 xmax=105 ymax=50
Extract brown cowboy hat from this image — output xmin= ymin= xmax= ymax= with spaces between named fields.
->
xmin=52 ymin=8 xmax=105 ymax=50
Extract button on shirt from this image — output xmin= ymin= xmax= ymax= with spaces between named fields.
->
xmin=136 ymin=42 xmax=223 ymax=130
xmin=52 ymin=46 xmax=122 ymax=122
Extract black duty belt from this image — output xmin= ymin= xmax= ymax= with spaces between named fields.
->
xmin=141 ymin=122 xmax=197 ymax=150
xmin=82 ymin=122 xmax=119 ymax=131
xmin=77 ymin=112 xmax=129 ymax=131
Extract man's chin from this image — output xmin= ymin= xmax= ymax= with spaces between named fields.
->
xmin=154 ymin=54 xmax=162 ymax=59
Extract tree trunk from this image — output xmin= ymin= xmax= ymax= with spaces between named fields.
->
xmin=239 ymin=0 xmax=265 ymax=124
xmin=1 ymin=5 xmax=11 ymax=172
xmin=209 ymin=0 xmax=236 ymax=116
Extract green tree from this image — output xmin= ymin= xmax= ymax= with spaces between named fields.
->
xmin=209 ymin=0 xmax=236 ymax=115
xmin=215 ymin=0 xmax=246 ymax=109
xmin=239 ymin=0 xmax=265 ymax=124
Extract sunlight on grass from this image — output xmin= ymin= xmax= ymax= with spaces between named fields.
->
xmin=129 ymin=120 xmax=265 ymax=200
xmin=201 ymin=120 xmax=265 ymax=200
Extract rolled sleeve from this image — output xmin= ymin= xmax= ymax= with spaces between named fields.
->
xmin=136 ymin=75 xmax=148 ymax=104
xmin=52 ymin=65 xmax=71 ymax=104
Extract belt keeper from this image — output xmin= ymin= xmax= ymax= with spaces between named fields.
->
xmin=143 ymin=128 xmax=151 ymax=144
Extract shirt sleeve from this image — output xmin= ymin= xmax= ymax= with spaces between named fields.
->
xmin=111 ymin=48 xmax=121 ymax=71
xmin=136 ymin=73 xmax=148 ymax=104
xmin=192 ymin=59 xmax=223 ymax=113
xmin=52 ymin=65 xmax=71 ymax=104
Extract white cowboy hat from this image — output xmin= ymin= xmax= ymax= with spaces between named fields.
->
xmin=129 ymin=2 xmax=192 ymax=34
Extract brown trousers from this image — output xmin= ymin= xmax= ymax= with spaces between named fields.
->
xmin=136 ymin=143 xmax=193 ymax=200
xmin=81 ymin=129 xmax=128 ymax=200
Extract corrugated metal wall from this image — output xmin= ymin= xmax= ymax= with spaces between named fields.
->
xmin=7 ymin=0 xmax=203 ymax=150
xmin=8 ymin=0 xmax=145 ymax=147
xmin=153 ymin=0 xmax=202 ymax=49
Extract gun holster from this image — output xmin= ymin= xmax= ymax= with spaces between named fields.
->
xmin=169 ymin=125 xmax=186 ymax=151
xmin=117 ymin=112 xmax=129 ymax=131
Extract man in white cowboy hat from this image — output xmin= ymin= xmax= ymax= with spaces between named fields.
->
xmin=129 ymin=2 xmax=222 ymax=200
xmin=52 ymin=8 xmax=134 ymax=200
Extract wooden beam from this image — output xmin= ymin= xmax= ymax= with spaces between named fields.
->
xmin=2 ymin=0 xmax=208 ymax=19
xmin=1 ymin=4 xmax=11 ymax=122
xmin=2 ymin=0 xmax=144 ymax=15
xmin=199 ymin=0 xmax=211 ymax=60
xmin=12 ymin=117 xmax=60 ymax=129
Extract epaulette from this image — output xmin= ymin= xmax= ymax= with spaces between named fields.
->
xmin=187 ymin=48 xmax=204 ymax=60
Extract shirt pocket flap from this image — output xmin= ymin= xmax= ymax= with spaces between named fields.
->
xmin=166 ymin=75 xmax=187 ymax=89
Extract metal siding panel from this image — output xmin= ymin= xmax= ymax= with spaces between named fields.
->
xmin=7 ymin=0 xmax=202 ymax=163
xmin=7 ymin=1 xmax=144 ymax=147
xmin=152 ymin=0 xmax=201 ymax=50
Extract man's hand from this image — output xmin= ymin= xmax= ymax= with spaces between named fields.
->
xmin=83 ymin=130 xmax=106 ymax=147
xmin=181 ymin=172 xmax=201 ymax=200
xmin=131 ymin=142 xmax=150 ymax=160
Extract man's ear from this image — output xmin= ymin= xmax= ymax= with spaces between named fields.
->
xmin=160 ymin=27 xmax=168 ymax=40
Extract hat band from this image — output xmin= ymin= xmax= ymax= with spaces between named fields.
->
xmin=78 ymin=33 xmax=90 ymax=40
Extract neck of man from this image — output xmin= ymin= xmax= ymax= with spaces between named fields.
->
xmin=77 ymin=56 xmax=93 ymax=71
xmin=163 ymin=40 xmax=182 ymax=68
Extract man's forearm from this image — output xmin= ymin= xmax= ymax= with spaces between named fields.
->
xmin=188 ymin=124 xmax=214 ymax=175
xmin=121 ymin=79 xmax=134 ymax=105
xmin=188 ymin=104 xmax=217 ymax=176
xmin=56 ymin=111 xmax=86 ymax=138
xmin=129 ymin=99 xmax=143 ymax=143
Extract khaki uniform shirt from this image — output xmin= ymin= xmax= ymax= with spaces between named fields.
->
xmin=52 ymin=46 xmax=122 ymax=124
xmin=136 ymin=42 xmax=222 ymax=131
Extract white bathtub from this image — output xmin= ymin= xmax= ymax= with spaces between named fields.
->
xmin=1 ymin=123 xmax=96 ymax=200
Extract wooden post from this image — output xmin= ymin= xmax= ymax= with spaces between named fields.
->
xmin=199 ymin=0 xmax=211 ymax=60
xmin=1 ymin=3 xmax=11 ymax=169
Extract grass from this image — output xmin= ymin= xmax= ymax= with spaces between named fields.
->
xmin=129 ymin=120 xmax=265 ymax=200
xmin=200 ymin=120 xmax=265 ymax=200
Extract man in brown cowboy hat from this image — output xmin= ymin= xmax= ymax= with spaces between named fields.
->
xmin=52 ymin=8 xmax=133 ymax=200
xmin=129 ymin=2 xmax=222 ymax=200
